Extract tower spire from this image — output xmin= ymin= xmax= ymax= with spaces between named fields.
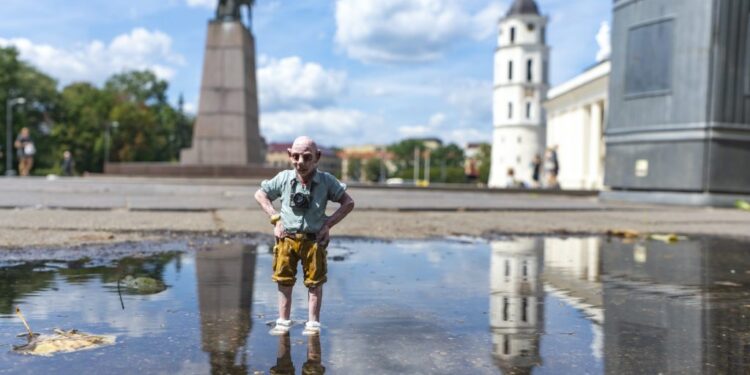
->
xmin=506 ymin=0 xmax=540 ymax=17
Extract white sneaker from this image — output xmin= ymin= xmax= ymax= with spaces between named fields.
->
xmin=269 ymin=318 xmax=292 ymax=336
xmin=302 ymin=321 xmax=321 ymax=336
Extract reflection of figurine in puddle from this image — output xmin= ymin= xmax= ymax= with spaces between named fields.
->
xmin=269 ymin=333 xmax=325 ymax=375
xmin=303 ymin=334 xmax=325 ymax=375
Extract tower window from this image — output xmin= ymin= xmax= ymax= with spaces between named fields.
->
xmin=503 ymin=335 xmax=510 ymax=355
xmin=527 ymin=23 xmax=535 ymax=32
xmin=504 ymin=260 xmax=510 ymax=277
xmin=508 ymin=102 xmax=513 ymax=119
xmin=503 ymin=297 xmax=509 ymax=321
xmin=521 ymin=297 xmax=528 ymax=322
xmin=527 ymin=59 xmax=533 ymax=82
xmin=508 ymin=61 xmax=513 ymax=81
xmin=510 ymin=27 xmax=516 ymax=43
xmin=526 ymin=102 xmax=532 ymax=119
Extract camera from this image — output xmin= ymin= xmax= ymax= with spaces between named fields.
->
xmin=290 ymin=191 xmax=311 ymax=209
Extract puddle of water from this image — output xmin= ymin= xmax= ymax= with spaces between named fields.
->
xmin=0 ymin=236 xmax=749 ymax=374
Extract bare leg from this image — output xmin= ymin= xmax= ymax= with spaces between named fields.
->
xmin=308 ymin=285 xmax=322 ymax=322
xmin=278 ymin=285 xmax=293 ymax=320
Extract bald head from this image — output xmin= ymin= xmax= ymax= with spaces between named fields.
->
xmin=291 ymin=136 xmax=318 ymax=153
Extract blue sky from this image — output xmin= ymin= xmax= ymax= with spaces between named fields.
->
xmin=0 ymin=0 xmax=610 ymax=147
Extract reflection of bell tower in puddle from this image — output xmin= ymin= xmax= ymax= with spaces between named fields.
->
xmin=196 ymin=243 xmax=257 ymax=374
xmin=490 ymin=238 xmax=544 ymax=373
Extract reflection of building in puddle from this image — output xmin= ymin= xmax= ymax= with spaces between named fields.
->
xmin=601 ymin=238 xmax=750 ymax=374
xmin=196 ymin=243 xmax=257 ymax=374
xmin=542 ymin=237 xmax=604 ymax=358
xmin=490 ymin=238 xmax=544 ymax=373
xmin=270 ymin=334 xmax=325 ymax=375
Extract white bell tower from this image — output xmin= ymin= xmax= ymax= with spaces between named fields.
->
xmin=489 ymin=0 xmax=548 ymax=188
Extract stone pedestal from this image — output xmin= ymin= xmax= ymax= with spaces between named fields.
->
xmin=181 ymin=20 xmax=264 ymax=165
xmin=603 ymin=0 xmax=750 ymax=206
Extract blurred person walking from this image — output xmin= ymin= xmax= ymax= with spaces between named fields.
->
xmin=531 ymin=154 xmax=542 ymax=188
xmin=14 ymin=127 xmax=35 ymax=176
xmin=61 ymin=150 xmax=75 ymax=176
xmin=544 ymin=146 xmax=560 ymax=189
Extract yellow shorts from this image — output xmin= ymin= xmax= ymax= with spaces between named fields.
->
xmin=272 ymin=236 xmax=327 ymax=287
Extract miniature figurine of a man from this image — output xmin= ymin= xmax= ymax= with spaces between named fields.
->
xmin=255 ymin=136 xmax=355 ymax=336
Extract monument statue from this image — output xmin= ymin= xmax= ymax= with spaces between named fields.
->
xmin=181 ymin=0 xmax=265 ymax=166
xmin=216 ymin=0 xmax=254 ymax=24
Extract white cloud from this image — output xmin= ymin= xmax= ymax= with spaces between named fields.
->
xmin=0 ymin=28 xmax=185 ymax=85
xmin=398 ymin=112 xmax=447 ymax=138
xmin=596 ymin=21 xmax=611 ymax=62
xmin=261 ymin=108 xmax=384 ymax=145
xmin=182 ymin=101 xmax=197 ymax=115
xmin=257 ymin=56 xmax=347 ymax=110
xmin=471 ymin=2 xmax=505 ymax=40
xmin=335 ymin=0 xmax=504 ymax=63
xmin=446 ymin=128 xmax=488 ymax=146
xmin=428 ymin=112 xmax=446 ymax=127
xmin=445 ymin=79 xmax=492 ymax=127
xmin=398 ymin=125 xmax=432 ymax=137
xmin=185 ymin=0 xmax=215 ymax=9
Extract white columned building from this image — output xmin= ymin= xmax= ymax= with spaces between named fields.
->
xmin=489 ymin=0 xmax=549 ymax=187
xmin=545 ymin=61 xmax=609 ymax=190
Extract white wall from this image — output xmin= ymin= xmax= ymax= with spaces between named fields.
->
xmin=545 ymin=62 xmax=609 ymax=190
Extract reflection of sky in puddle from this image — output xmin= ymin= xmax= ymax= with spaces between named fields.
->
xmin=0 ymin=236 xmax=749 ymax=374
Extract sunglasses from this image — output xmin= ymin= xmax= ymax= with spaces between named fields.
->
xmin=290 ymin=153 xmax=313 ymax=162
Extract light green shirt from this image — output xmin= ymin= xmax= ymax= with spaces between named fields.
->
xmin=260 ymin=169 xmax=347 ymax=233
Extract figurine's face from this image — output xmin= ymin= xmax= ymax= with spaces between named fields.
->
xmin=288 ymin=141 xmax=320 ymax=179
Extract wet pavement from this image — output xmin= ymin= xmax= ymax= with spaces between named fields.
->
xmin=1 ymin=235 xmax=749 ymax=374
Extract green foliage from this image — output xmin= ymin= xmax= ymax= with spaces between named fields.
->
xmin=364 ymin=158 xmax=385 ymax=182
xmin=54 ymin=82 xmax=115 ymax=173
xmin=0 ymin=46 xmax=60 ymax=174
xmin=386 ymin=139 xmax=467 ymax=183
xmin=477 ymin=143 xmax=492 ymax=184
xmin=0 ymin=47 xmax=194 ymax=175
xmin=347 ymin=158 xmax=362 ymax=181
xmin=386 ymin=139 xmax=425 ymax=173
xmin=105 ymin=70 xmax=168 ymax=105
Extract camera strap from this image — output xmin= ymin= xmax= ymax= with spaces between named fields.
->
xmin=290 ymin=177 xmax=315 ymax=194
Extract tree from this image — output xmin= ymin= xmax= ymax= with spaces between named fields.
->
xmin=386 ymin=139 xmax=426 ymax=177
xmin=53 ymin=83 xmax=114 ymax=173
xmin=347 ymin=158 xmax=362 ymax=181
xmin=364 ymin=158 xmax=384 ymax=182
xmin=1 ymin=51 xmax=194 ymax=175
xmin=0 ymin=46 xmax=60 ymax=174
xmin=431 ymin=143 xmax=465 ymax=183
xmin=477 ymin=143 xmax=492 ymax=184
xmin=104 ymin=70 xmax=192 ymax=163
xmin=105 ymin=70 xmax=168 ymax=106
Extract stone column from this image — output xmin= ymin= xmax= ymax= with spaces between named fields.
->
xmin=588 ymin=101 xmax=603 ymax=189
xmin=181 ymin=20 xmax=264 ymax=165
